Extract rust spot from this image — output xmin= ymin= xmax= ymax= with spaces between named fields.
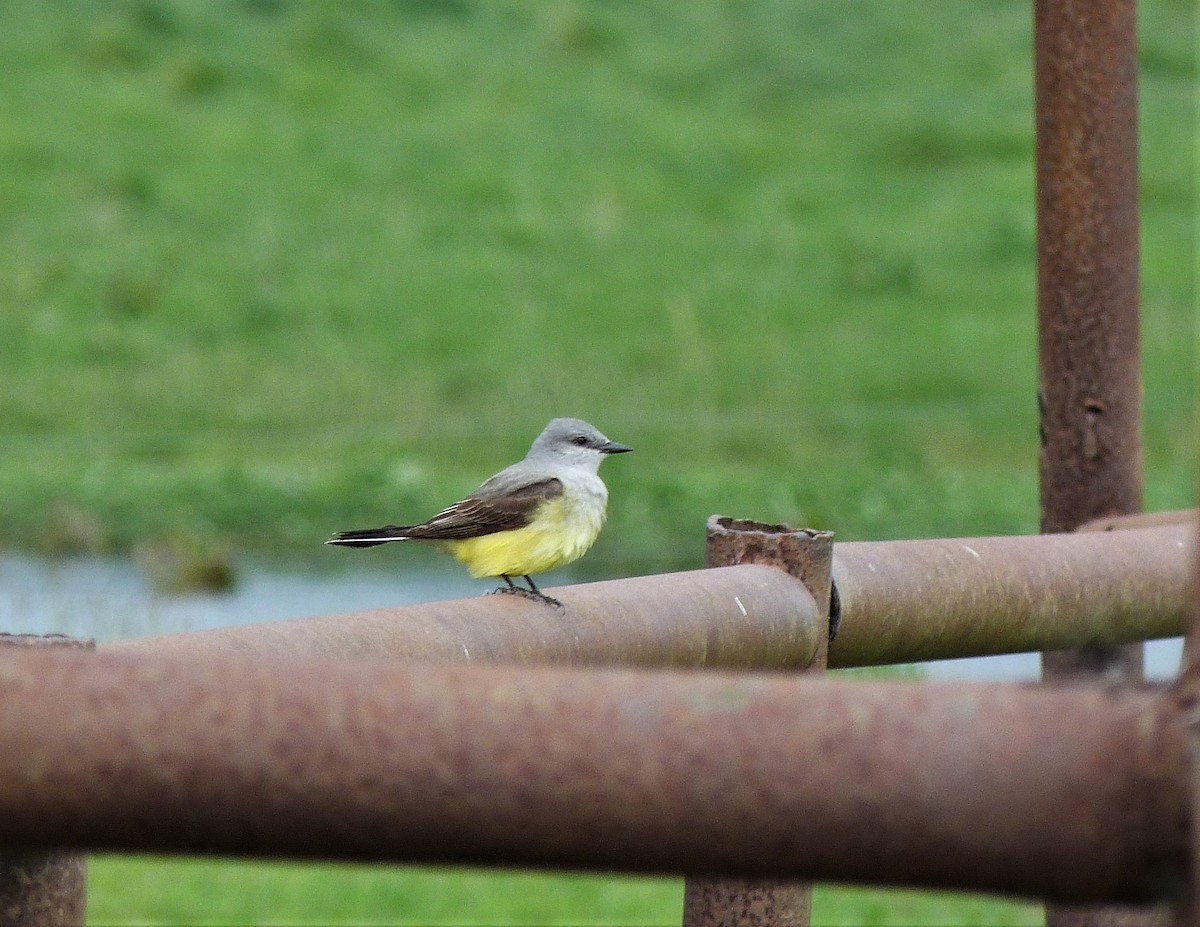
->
xmin=1082 ymin=401 xmax=1103 ymax=460
xmin=1038 ymin=388 xmax=1048 ymax=449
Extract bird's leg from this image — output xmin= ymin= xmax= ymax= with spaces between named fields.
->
xmin=502 ymin=575 xmax=519 ymax=589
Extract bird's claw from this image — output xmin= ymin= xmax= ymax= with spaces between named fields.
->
xmin=488 ymin=586 xmax=564 ymax=609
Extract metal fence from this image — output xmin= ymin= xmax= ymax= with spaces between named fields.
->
xmin=2 ymin=0 xmax=1193 ymax=925
xmin=0 ymin=514 xmax=1194 ymax=925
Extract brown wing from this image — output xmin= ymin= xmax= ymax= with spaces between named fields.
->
xmin=399 ymin=478 xmax=564 ymax=541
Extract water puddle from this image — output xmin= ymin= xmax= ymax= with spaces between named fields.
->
xmin=0 ymin=552 xmax=491 ymax=643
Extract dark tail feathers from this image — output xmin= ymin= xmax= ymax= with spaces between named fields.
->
xmin=325 ymin=526 xmax=413 ymax=547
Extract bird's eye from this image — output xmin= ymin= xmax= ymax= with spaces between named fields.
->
xmin=571 ymin=435 xmax=589 ymax=446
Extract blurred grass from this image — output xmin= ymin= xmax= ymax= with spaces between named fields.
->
xmin=1 ymin=0 xmax=1194 ymax=924
xmin=86 ymin=856 xmax=1043 ymax=926
xmin=0 ymin=0 xmax=1192 ymax=576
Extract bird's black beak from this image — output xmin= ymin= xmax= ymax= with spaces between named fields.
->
xmin=601 ymin=440 xmax=633 ymax=454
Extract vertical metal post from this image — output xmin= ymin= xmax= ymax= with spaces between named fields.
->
xmin=1034 ymin=1 xmax=1154 ymax=925
xmin=0 ymin=634 xmax=92 ymax=927
xmin=681 ymin=517 xmax=833 ymax=927
xmin=1035 ymin=0 xmax=1142 ymax=572
xmin=1172 ymin=510 xmax=1200 ymax=926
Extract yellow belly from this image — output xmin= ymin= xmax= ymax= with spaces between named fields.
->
xmin=442 ymin=495 xmax=605 ymax=578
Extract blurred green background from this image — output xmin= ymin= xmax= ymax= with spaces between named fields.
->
xmin=1 ymin=0 xmax=1193 ymax=924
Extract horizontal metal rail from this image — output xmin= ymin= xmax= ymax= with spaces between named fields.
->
xmin=108 ymin=525 xmax=1194 ymax=671
xmin=110 ymin=564 xmax=822 ymax=670
xmin=1078 ymin=508 xmax=1198 ymax=533
xmin=828 ymin=524 xmax=1193 ymax=668
xmin=0 ymin=647 xmax=1186 ymax=903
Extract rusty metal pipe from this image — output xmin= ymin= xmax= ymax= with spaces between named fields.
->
xmin=0 ymin=635 xmax=91 ymax=927
xmin=1036 ymin=0 xmax=1143 ymax=698
xmin=106 ymin=525 xmax=1192 ymax=673
xmin=0 ymin=648 xmax=1187 ymax=903
xmin=683 ymin=518 xmax=835 ymax=927
xmin=1036 ymin=0 xmax=1142 ymax=535
xmin=1036 ymin=2 xmax=1147 ymax=918
xmin=1181 ymin=512 xmax=1200 ymax=922
xmin=829 ymin=525 xmax=1193 ymax=668
xmin=108 ymin=564 xmax=821 ymax=671
xmin=1079 ymin=509 xmax=1198 ymax=534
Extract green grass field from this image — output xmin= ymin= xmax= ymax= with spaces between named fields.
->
xmin=1 ymin=0 xmax=1194 ymax=923
xmin=86 ymin=856 xmax=1043 ymax=926
xmin=1 ymin=0 xmax=1192 ymax=573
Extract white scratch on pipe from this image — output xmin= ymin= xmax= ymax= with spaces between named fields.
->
xmin=961 ymin=545 xmax=982 ymax=560
xmin=734 ymin=596 xmax=747 ymax=617
xmin=462 ymin=642 xmax=471 ymax=660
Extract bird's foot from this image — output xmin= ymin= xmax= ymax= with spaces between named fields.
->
xmin=487 ymin=586 xmax=564 ymax=609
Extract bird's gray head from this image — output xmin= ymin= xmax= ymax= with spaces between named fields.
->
xmin=526 ymin=418 xmax=632 ymax=472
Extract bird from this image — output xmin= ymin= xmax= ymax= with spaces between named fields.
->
xmin=325 ymin=418 xmax=632 ymax=605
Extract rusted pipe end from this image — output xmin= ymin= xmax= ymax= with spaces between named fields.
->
xmin=707 ymin=516 xmax=833 ymax=547
xmin=0 ymin=633 xmax=96 ymax=650
xmin=708 ymin=515 xmax=800 ymax=535
xmin=706 ymin=516 xmax=836 ymax=643
xmin=705 ymin=516 xmax=834 ymax=569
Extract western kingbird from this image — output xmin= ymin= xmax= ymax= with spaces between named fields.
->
xmin=326 ymin=418 xmax=631 ymax=603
